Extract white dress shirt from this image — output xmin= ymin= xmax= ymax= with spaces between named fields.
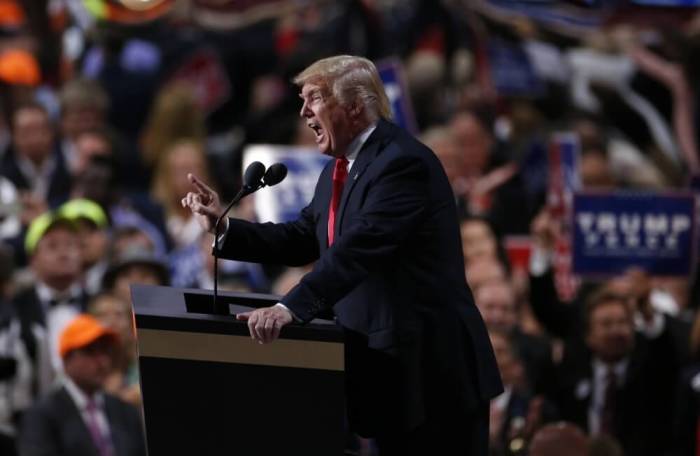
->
xmin=589 ymin=357 xmax=628 ymax=435
xmin=63 ymin=377 xmax=113 ymax=449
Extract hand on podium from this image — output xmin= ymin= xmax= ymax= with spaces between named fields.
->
xmin=237 ymin=305 xmax=293 ymax=344
xmin=181 ymin=173 xmax=222 ymax=234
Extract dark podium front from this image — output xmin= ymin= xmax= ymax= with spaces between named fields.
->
xmin=132 ymin=284 xmax=345 ymax=456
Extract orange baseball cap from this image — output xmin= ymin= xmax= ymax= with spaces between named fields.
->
xmin=59 ymin=314 xmax=119 ymax=358
xmin=0 ymin=49 xmax=40 ymax=86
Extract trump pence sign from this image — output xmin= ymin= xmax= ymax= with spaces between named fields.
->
xmin=572 ymin=192 xmax=697 ymax=276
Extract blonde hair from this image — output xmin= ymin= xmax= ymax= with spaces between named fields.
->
xmin=141 ymin=83 xmax=206 ymax=167
xmin=152 ymin=138 xmax=210 ymax=216
xmin=293 ymin=55 xmax=392 ymax=122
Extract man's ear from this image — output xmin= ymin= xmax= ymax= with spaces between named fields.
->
xmin=348 ymin=101 xmax=363 ymax=118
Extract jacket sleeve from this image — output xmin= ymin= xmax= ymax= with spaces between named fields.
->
xmin=281 ymin=154 xmax=429 ymax=322
xmin=529 ymin=270 xmax=580 ymax=339
xmin=216 ymin=201 xmax=320 ymax=267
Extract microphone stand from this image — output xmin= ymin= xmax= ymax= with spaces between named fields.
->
xmin=211 ymin=182 xmax=266 ymax=314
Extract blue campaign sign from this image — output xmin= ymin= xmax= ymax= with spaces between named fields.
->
xmin=488 ymin=39 xmax=543 ymax=97
xmin=376 ymin=58 xmax=418 ymax=135
xmin=572 ymin=192 xmax=697 ymax=276
xmin=243 ymin=145 xmax=331 ymax=223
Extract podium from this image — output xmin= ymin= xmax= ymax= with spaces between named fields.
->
xmin=132 ymin=284 xmax=346 ymax=456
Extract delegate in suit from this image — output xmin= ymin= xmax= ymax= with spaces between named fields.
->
xmin=182 ymin=55 xmax=503 ymax=455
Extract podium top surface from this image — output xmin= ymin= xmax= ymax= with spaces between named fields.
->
xmin=131 ymin=284 xmax=342 ymax=343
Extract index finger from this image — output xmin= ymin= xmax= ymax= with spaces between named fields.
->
xmin=188 ymin=173 xmax=215 ymax=195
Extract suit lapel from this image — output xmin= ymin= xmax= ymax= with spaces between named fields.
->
xmin=57 ymin=387 xmax=101 ymax=456
xmin=335 ymin=120 xmax=395 ymax=240
xmin=104 ymin=396 xmax=125 ymax=456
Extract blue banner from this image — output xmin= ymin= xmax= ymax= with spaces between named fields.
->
xmin=376 ymin=58 xmax=418 ymax=135
xmin=243 ymin=145 xmax=331 ymax=223
xmin=488 ymin=39 xmax=543 ymax=97
xmin=572 ymin=192 xmax=697 ymax=276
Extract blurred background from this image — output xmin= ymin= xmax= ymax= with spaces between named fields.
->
xmin=2 ymin=0 xmax=700 ymax=455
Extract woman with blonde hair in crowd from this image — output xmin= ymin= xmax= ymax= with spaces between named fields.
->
xmin=151 ymin=138 xmax=215 ymax=249
xmin=140 ymin=83 xmax=206 ymax=169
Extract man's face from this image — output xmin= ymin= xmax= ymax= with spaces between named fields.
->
xmin=460 ymin=220 xmax=497 ymax=263
xmin=586 ymin=301 xmax=634 ymax=363
xmin=299 ymin=82 xmax=355 ymax=157
xmin=12 ymin=107 xmax=53 ymax=164
xmin=31 ymin=226 xmax=82 ymax=287
xmin=465 ymin=258 xmax=506 ymax=291
xmin=450 ymin=112 xmax=492 ymax=177
xmin=475 ymin=283 xmax=517 ymax=333
xmin=63 ymin=338 xmax=114 ymax=394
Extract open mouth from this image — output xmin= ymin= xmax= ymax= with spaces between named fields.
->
xmin=308 ymin=121 xmax=324 ymax=144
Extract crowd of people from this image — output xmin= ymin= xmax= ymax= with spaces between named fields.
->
xmin=1 ymin=0 xmax=700 ymax=455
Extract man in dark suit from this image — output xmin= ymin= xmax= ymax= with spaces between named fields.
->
xmin=0 ymin=102 xmax=72 ymax=208
xmin=547 ymin=290 xmax=678 ymax=456
xmin=17 ymin=314 xmax=146 ymax=456
xmin=183 ymin=55 xmax=502 ymax=455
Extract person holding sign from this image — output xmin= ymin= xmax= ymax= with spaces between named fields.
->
xmin=182 ymin=55 xmax=502 ymax=455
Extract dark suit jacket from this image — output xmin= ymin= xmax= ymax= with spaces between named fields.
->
xmin=0 ymin=146 xmax=71 ymax=207
xmin=12 ymin=287 xmax=88 ymax=363
xmin=219 ymin=120 xmax=503 ymax=436
xmin=671 ymin=363 xmax=700 ymax=456
xmin=17 ymin=386 xmax=146 ymax=456
xmin=549 ymin=330 xmax=677 ymax=456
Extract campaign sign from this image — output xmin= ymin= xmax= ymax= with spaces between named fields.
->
xmin=488 ymin=39 xmax=543 ymax=97
xmin=547 ymin=132 xmax=581 ymax=221
xmin=572 ymin=192 xmax=697 ymax=276
xmin=376 ymin=58 xmax=418 ymax=135
xmin=243 ymin=145 xmax=331 ymax=223
xmin=547 ymin=133 xmax=581 ymax=300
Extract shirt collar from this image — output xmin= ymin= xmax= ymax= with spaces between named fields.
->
xmin=592 ymin=357 xmax=628 ymax=384
xmin=344 ymin=123 xmax=377 ymax=167
xmin=36 ymin=281 xmax=82 ymax=303
xmin=63 ymin=375 xmax=104 ymax=411
xmin=491 ymin=386 xmax=512 ymax=412
xmin=16 ymin=154 xmax=55 ymax=180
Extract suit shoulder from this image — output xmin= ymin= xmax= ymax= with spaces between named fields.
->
xmin=23 ymin=388 xmax=70 ymax=420
xmin=104 ymin=393 xmax=141 ymax=420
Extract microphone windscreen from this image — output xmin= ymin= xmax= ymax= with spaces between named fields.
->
xmin=243 ymin=161 xmax=266 ymax=188
xmin=263 ymin=163 xmax=288 ymax=187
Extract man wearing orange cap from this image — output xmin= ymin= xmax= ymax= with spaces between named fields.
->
xmin=17 ymin=314 xmax=146 ymax=456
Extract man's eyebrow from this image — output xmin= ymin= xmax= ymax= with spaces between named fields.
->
xmin=301 ymin=88 xmax=323 ymax=98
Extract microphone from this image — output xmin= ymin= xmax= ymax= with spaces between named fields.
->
xmin=211 ymin=162 xmax=287 ymax=313
xmin=262 ymin=163 xmax=288 ymax=187
xmin=241 ymin=161 xmax=266 ymax=194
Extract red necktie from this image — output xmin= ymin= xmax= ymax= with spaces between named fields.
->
xmin=328 ymin=157 xmax=349 ymax=246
